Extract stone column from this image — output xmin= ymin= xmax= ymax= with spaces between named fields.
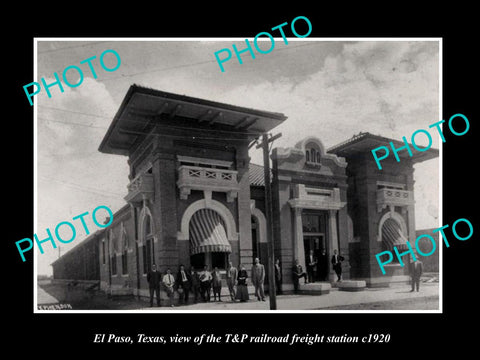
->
xmin=328 ymin=209 xmax=340 ymax=282
xmin=236 ymin=145 xmax=253 ymax=271
xmin=292 ymin=207 xmax=306 ymax=270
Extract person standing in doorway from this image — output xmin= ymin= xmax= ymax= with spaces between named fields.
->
xmin=331 ymin=249 xmax=345 ymax=282
xmin=226 ymin=261 xmax=238 ymax=301
xmin=147 ymin=264 xmax=161 ymax=307
xmin=409 ymin=256 xmax=423 ymax=292
xmin=306 ymin=249 xmax=317 ymax=283
xmin=199 ymin=265 xmax=212 ymax=302
xmin=274 ymin=258 xmax=282 ymax=295
xmin=292 ymin=258 xmax=308 ymax=293
xmin=162 ymin=268 xmax=175 ymax=307
xmin=212 ymin=267 xmax=223 ymax=302
xmin=251 ymin=257 xmax=266 ymax=301
xmin=176 ymin=264 xmax=191 ymax=305
xmin=318 ymin=249 xmax=329 ymax=281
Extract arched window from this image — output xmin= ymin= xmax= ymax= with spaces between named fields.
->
xmin=305 ymin=143 xmax=321 ymax=165
xmin=101 ymin=238 xmax=106 ymax=265
xmin=381 ymin=218 xmax=407 ymax=263
xmin=109 ymin=229 xmax=117 ymax=276
xmin=121 ymin=225 xmax=129 ymax=275
xmin=251 ymin=216 xmax=259 ymax=260
xmin=142 ymin=214 xmax=154 ymax=274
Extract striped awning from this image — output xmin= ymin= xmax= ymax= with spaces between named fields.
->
xmin=382 ymin=218 xmax=409 ymax=250
xmin=189 ymin=209 xmax=232 ymax=255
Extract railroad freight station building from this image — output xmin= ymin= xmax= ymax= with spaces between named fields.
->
xmin=51 ymin=85 xmax=438 ymax=299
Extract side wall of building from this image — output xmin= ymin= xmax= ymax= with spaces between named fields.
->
xmin=52 ymin=234 xmax=100 ymax=281
xmin=345 ymin=152 xmax=415 ymax=286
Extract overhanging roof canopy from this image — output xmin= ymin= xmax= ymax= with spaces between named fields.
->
xmin=99 ymin=85 xmax=288 ymax=156
xmin=328 ymin=132 xmax=439 ymax=165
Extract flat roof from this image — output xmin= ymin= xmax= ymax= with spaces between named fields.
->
xmin=328 ymin=132 xmax=439 ymax=164
xmin=99 ymin=85 xmax=288 ymax=156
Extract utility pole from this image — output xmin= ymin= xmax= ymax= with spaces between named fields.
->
xmin=257 ymin=132 xmax=281 ymax=310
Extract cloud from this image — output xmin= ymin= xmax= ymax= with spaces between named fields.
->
xmin=36 ymin=77 xmax=129 ymax=274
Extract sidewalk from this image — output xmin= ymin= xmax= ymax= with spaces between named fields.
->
xmin=37 ymin=286 xmax=60 ymax=305
xmin=138 ymin=282 xmax=439 ymax=311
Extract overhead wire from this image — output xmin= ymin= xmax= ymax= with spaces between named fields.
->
xmin=37 ymin=41 xmax=109 ymax=55
xmin=37 ymin=175 xmax=125 ymax=198
xmin=95 ymin=42 xmax=323 ymax=82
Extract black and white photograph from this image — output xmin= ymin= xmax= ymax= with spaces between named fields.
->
xmin=34 ymin=39 xmax=440 ymax=312
xmin=7 ymin=7 xmax=478 ymax=354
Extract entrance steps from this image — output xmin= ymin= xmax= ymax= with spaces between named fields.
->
xmin=298 ymin=282 xmax=331 ymax=295
xmin=334 ymin=280 xmax=366 ymax=292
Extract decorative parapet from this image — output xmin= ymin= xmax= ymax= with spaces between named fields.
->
xmin=288 ymin=184 xmax=346 ymax=210
xmin=177 ymin=165 xmax=240 ymax=202
xmin=124 ymin=173 xmax=154 ymax=206
xmin=376 ymin=188 xmax=414 ymax=212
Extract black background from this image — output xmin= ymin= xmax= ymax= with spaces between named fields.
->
xmin=6 ymin=4 xmax=477 ymax=355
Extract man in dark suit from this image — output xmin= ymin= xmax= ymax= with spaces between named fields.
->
xmin=409 ymin=257 xmax=423 ymax=292
xmin=147 ymin=264 xmax=161 ymax=307
xmin=306 ymin=249 xmax=317 ymax=283
xmin=212 ymin=267 xmax=223 ymax=302
xmin=176 ymin=264 xmax=191 ymax=305
xmin=331 ymin=249 xmax=345 ymax=282
xmin=292 ymin=259 xmax=308 ymax=293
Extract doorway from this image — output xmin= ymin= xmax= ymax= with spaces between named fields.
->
xmin=302 ymin=211 xmax=329 ymax=281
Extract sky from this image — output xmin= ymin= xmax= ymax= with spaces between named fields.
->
xmin=35 ymin=39 xmax=440 ymax=275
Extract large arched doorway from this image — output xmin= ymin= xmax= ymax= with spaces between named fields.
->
xmin=250 ymin=205 xmax=267 ymax=264
xmin=251 ymin=215 xmax=260 ymax=260
xmin=380 ymin=216 xmax=409 ymax=263
xmin=189 ymin=208 xmax=232 ymax=269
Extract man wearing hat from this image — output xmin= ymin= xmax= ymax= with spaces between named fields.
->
xmin=409 ymin=254 xmax=423 ymax=292
xmin=147 ymin=264 xmax=161 ymax=307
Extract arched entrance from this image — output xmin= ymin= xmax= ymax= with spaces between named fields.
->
xmin=250 ymin=205 xmax=267 ymax=263
xmin=189 ymin=208 xmax=232 ymax=269
xmin=379 ymin=211 xmax=409 ymax=263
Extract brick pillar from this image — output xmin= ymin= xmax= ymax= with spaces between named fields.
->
xmin=236 ymin=146 xmax=253 ymax=270
xmin=292 ymin=207 xmax=306 ymax=269
xmin=151 ymin=151 xmax=179 ymax=272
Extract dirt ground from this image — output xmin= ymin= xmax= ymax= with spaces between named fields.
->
xmin=319 ymin=296 xmax=439 ymax=310
xmin=39 ymin=282 xmax=439 ymax=311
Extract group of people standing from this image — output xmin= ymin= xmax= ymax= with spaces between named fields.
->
xmin=146 ymin=250 xmax=345 ymax=306
xmin=146 ymin=257 xmax=269 ymax=307
xmin=147 ymin=264 xmax=227 ymax=307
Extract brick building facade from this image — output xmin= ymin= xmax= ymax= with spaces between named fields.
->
xmin=51 ymin=85 xmax=438 ymax=299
